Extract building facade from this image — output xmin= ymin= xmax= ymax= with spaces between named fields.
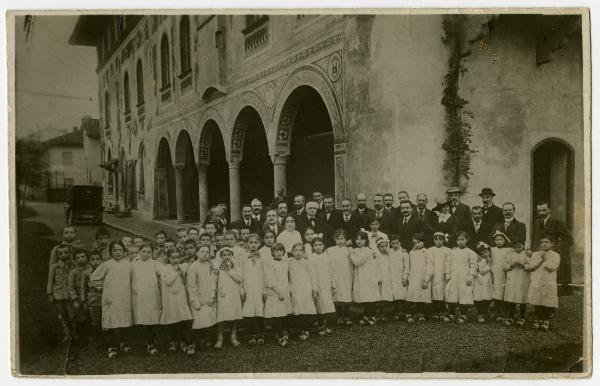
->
xmin=70 ymin=13 xmax=585 ymax=253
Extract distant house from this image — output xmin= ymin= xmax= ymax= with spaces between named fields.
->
xmin=43 ymin=117 xmax=102 ymax=201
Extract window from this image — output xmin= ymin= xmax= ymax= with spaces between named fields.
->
xmin=160 ymin=34 xmax=171 ymax=89
xmin=136 ymin=59 xmax=144 ymax=106
xmin=123 ymin=72 xmax=131 ymax=113
xmin=62 ymin=151 xmax=73 ymax=166
xmin=103 ymin=92 xmax=111 ymax=128
xmin=179 ymin=16 xmax=191 ymax=75
xmin=138 ymin=144 xmax=145 ymax=196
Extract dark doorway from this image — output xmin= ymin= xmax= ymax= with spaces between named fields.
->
xmin=239 ymin=107 xmax=273 ymax=205
xmin=532 ymin=139 xmax=574 ymax=228
xmin=180 ymin=134 xmax=199 ymax=221
xmin=154 ymin=138 xmax=176 ymax=219
xmin=287 ymin=86 xmax=335 ymax=200
xmin=205 ymin=122 xmax=229 ymax=207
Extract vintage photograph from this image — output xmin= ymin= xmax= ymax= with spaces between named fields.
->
xmin=9 ymin=10 xmax=591 ymax=376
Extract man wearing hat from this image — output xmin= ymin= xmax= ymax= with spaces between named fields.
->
xmin=446 ymin=187 xmax=471 ymax=229
xmin=479 ymin=187 xmax=504 ymax=226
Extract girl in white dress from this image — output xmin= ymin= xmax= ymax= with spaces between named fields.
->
xmin=90 ymin=241 xmax=133 ymax=358
xmin=525 ymin=236 xmax=560 ymax=331
xmin=309 ymin=237 xmax=335 ymax=336
xmin=350 ymin=231 xmax=381 ymax=326
xmin=241 ymin=234 xmax=266 ymax=346
xmin=503 ymin=241 xmax=530 ymax=326
xmin=405 ymin=233 xmax=433 ymax=323
xmin=186 ymin=245 xmax=217 ymax=354
xmin=260 ymin=230 xmax=276 ymax=262
xmin=277 ymin=216 xmax=303 ymax=257
xmin=328 ymin=229 xmax=354 ymax=326
xmin=429 ymin=232 xmax=451 ymax=320
xmin=303 ymin=227 xmax=316 ymax=254
xmin=474 ymin=243 xmax=494 ymax=323
xmin=132 ymin=243 xmax=162 ymax=355
xmin=389 ymin=235 xmax=410 ymax=320
xmin=160 ymin=248 xmax=193 ymax=353
xmin=289 ymin=243 xmax=318 ymax=341
xmin=491 ymin=230 xmax=511 ymax=322
xmin=445 ymin=232 xmax=477 ymax=324
xmin=264 ymin=243 xmax=292 ymax=346
xmin=374 ymin=238 xmax=393 ymax=320
xmin=214 ymin=247 xmax=242 ymax=349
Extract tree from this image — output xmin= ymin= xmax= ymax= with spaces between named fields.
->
xmin=15 ymin=138 xmax=47 ymax=206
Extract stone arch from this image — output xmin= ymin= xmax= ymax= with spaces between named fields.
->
xmin=228 ymin=90 xmax=271 ymax=159
xmin=271 ymin=65 xmax=344 ymax=156
xmin=174 ymin=128 xmax=196 ymax=166
xmin=198 ymin=108 xmax=228 ymax=161
xmin=155 ymin=137 xmax=177 ymax=219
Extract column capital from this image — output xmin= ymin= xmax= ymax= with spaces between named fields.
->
xmin=173 ymin=163 xmax=185 ymax=170
xmin=196 ymin=162 xmax=209 ymax=170
xmin=228 ymin=156 xmax=241 ymax=168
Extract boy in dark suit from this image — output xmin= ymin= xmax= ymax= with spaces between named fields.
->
xmin=479 ymin=187 xmax=504 ymax=226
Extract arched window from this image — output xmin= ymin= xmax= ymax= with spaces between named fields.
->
xmin=106 ymin=148 xmax=114 ymax=194
xmin=160 ymin=34 xmax=170 ymax=88
xmin=136 ymin=59 xmax=144 ymax=106
xmin=123 ymin=72 xmax=131 ymax=113
xmin=179 ymin=16 xmax=191 ymax=74
xmin=103 ymin=91 xmax=111 ymax=127
xmin=138 ymin=144 xmax=146 ymax=196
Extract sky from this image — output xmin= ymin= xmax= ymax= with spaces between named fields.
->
xmin=14 ymin=15 xmax=99 ymax=140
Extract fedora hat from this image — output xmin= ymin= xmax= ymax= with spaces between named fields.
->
xmin=479 ymin=187 xmax=496 ymax=197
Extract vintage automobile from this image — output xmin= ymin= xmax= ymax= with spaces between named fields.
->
xmin=65 ymin=185 xmax=104 ymax=225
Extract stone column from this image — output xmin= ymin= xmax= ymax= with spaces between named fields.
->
xmin=174 ymin=164 xmax=185 ymax=223
xmin=228 ymin=160 xmax=241 ymax=222
xmin=197 ymin=162 xmax=209 ymax=223
xmin=272 ymin=154 xmax=289 ymax=198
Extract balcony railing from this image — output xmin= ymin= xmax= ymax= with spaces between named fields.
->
xmin=244 ymin=19 xmax=269 ymax=56
xmin=178 ymin=70 xmax=193 ymax=92
xmin=160 ymin=85 xmax=171 ymax=102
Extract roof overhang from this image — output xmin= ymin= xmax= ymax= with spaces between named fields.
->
xmin=69 ymin=15 xmax=110 ymax=46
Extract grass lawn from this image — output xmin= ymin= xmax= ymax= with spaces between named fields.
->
xmin=15 ymin=206 xmax=586 ymax=376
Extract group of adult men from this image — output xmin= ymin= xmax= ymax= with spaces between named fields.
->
xmin=203 ymin=186 xmax=574 ymax=295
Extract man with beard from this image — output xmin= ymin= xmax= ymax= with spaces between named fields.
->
xmin=352 ymin=193 xmax=375 ymax=230
xmin=479 ymin=187 xmax=504 ymax=226
xmin=319 ymin=194 xmax=342 ymax=230
xmin=373 ymin=193 xmax=396 ymax=235
xmin=292 ymin=194 xmax=306 ymax=219
xmin=276 ymin=201 xmax=289 ymax=229
xmin=530 ymin=200 xmax=573 ymax=296
xmin=461 ymin=206 xmax=494 ymax=250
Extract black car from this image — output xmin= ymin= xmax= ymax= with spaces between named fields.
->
xmin=65 ymin=185 xmax=104 ymax=224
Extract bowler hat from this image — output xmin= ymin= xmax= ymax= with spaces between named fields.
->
xmin=446 ymin=186 xmax=461 ymax=194
xmin=479 ymin=187 xmax=496 ymax=197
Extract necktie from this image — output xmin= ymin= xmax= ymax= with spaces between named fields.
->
xmin=403 ymin=217 xmax=408 ymax=225
xmin=419 ymin=210 xmax=424 ymax=218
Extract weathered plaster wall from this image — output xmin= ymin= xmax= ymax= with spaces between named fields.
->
xmin=343 ymin=15 xmax=448 ymax=202
xmin=460 ymin=15 xmax=584 ymax=253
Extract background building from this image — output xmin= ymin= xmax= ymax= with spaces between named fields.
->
xmin=70 ymin=14 xmax=584 ymax=254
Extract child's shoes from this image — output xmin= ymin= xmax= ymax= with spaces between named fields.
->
xmin=317 ymin=326 xmax=326 ymax=336
xmin=324 ymin=327 xmax=332 ymax=335
xmin=406 ymin=314 xmax=415 ymax=324
xmin=186 ymin=344 xmax=195 ymax=356
xmin=257 ymin=334 xmax=265 ymax=345
xmin=344 ymin=317 xmax=353 ymax=327
xmin=432 ymin=314 xmax=440 ymax=321
xmin=248 ymin=335 xmax=257 ymax=346
xmin=503 ymin=318 xmax=514 ymax=327
xmin=441 ymin=314 xmax=451 ymax=322
xmin=515 ymin=318 xmax=526 ymax=327
xmin=231 ymin=337 xmax=241 ymax=347
xmin=540 ymin=320 xmax=550 ymax=331
xmin=368 ymin=316 xmax=376 ymax=326
xmin=146 ymin=344 xmax=159 ymax=355
xmin=477 ymin=315 xmax=486 ymax=323
xmin=107 ymin=347 xmax=118 ymax=359
xmin=278 ymin=336 xmax=289 ymax=347
xmin=457 ymin=315 xmax=467 ymax=324
xmin=214 ymin=339 xmax=223 ymax=349
xmin=119 ymin=342 xmax=131 ymax=353
xmin=298 ymin=330 xmax=309 ymax=341
xmin=531 ymin=320 xmax=541 ymax=330
xmin=417 ymin=314 xmax=426 ymax=323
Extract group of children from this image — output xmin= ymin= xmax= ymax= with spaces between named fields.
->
xmin=46 ymin=222 xmax=561 ymax=359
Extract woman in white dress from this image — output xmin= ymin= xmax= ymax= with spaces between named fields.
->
xmin=276 ymin=216 xmax=303 ymax=256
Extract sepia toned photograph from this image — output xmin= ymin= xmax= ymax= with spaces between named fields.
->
xmin=8 ymin=9 xmax=591 ymax=377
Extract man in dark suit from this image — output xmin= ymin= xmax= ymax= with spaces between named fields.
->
xmin=396 ymin=199 xmax=425 ymax=250
xmin=531 ymin=200 xmax=574 ymax=295
xmin=339 ymin=198 xmax=361 ymax=240
xmin=229 ymin=204 xmax=254 ymax=231
xmin=383 ymin=193 xmax=395 ymax=213
xmin=262 ymin=209 xmax=284 ymax=237
xmin=462 ymin=206 xmax=494 ymax=250
xmin=276 ymin=201 xmax=289 ymax=229
xmin=496 ymin=202 xmax=526 ymax=246
xmin=479 ymin=187 xmax=504 ymax=227
xmin=352 ymin=193 xmax=375 ymax=230
xmin=248 ymin=198 xmax=266 ymax=234
xmin=292 ymin=194 xmax=306 ymax=220
xmin=446 ymin=186 xmax=471 ymax=229
xmin=373 ymin=193 xmax=397 ymax=235
xmin=413 ymin=193 xmax=437 ymax=246
xmin=392 ymin=190 xmax=417 ymax=218
xmin=319 ymin=194 xmax=343 ymax=231
xmin=298 ymin=201 xmax=332 ymax=245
